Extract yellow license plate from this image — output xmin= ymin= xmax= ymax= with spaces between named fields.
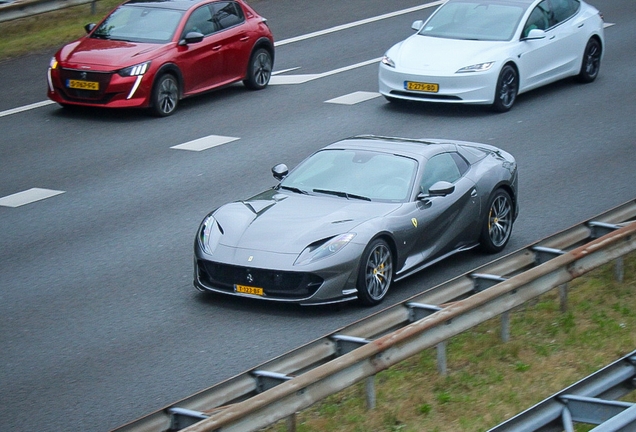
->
xmin=405 ymin=81 xmax=439 ymax=93
xmin=235 ymin=284 xmax=264 ymax=296
xmin=67 ymin=79 xmax=99 ymax=90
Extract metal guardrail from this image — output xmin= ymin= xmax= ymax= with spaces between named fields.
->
xmin=113 ymin=199 xmax=636 ymax=432
xmin=0 ymin=0 xmax=96 ymax=23
xmin=488 ymin=349 xmax=636 ymax=431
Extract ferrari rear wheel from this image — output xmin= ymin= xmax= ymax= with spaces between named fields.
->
xmin=480 ymin=189 xmax=513 ymax=253
xmin=357 ymin=239 xmax=393 ymax=306
xmin=244 ymin=48 xmax=272 ymax=90
xmin=492 ymin=64 xmax=518 ymax=113
xmin=577 ymin=38 xmax=601 ymax=83
xmin=151 ymin=73 xmax=179 ymax=117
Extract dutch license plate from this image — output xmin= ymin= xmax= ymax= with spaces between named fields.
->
xmin=235 ymin=284 xmax=264 ymax=296
xmin=405 ymin=81 xmax=439 ymax=93
xmin=67 ymin=79 xmax=99 ymax=91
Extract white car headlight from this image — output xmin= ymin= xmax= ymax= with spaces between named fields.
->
xmin=294 ymin=233 xmax=356 ymax=266
xmin=381 ymin=55 xmax=395 ymax=68
xmin=118 ymin=61 xmax=150 ymax=77
xmin=456 ymin=62 xmax=494 ymax=73
xmin=199 ymin=214 xmax=222 ymax=255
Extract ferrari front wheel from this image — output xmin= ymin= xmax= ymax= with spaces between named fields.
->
xmin=357 ymin=239 xmax=393 ymax=306
xmin=479 ymin=189 xmax=513 ymax=253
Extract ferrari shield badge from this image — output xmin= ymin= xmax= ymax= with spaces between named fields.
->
xmin=411 ymin=218 xmax=418 ymax=228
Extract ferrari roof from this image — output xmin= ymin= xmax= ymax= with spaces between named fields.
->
xmin=325 ymin=135 xmax=457 ymax=160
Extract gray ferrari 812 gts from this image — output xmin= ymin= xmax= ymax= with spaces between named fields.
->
xmin=194 ymin=135 xmax=518 ymax=306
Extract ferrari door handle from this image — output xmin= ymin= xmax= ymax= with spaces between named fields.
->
xmin=212 ymin=45 xmax=222 ymax=51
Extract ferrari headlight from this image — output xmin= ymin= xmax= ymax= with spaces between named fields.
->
xmin=294 ymin=233 xmax=356 ymax=266
xmin=118 ymin=61 xmax=150 ymax=77
xmin=49 ymin=57 xmax=58 ymax=69
xmin=456 ymin=62 xmax=494 ymax=73
xmin=381 ymin=55 xmax=395 ymax=68
xmin=199 ymin=214 xmax=222 ymax=255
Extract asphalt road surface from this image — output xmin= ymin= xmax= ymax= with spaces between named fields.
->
xmin=1 ymin=0 xmax=634 ymax=430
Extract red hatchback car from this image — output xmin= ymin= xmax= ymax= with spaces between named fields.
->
xmin=47 ymin=0 xmax=274 ymax=116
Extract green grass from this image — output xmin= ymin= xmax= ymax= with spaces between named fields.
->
xmin=265 ymin=252 xmax=636 ymax=432
xmin=0 ymin=0 xmax=123 ymax=61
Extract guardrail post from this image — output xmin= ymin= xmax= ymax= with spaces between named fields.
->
xmin=286 ymin=413 xmax=297 ymax=432
xmin=91 ymin=0 xmax=96 ymax=14
xmin=365 ymin=376 xmax=376 ymax=409
xmin=559 ymin=284 xmax=568 ymax=313
xmin=615 ymin=257 xmax=624 ymax=282
xmin=437 ymin=341 xmax=447 ymax=375
xmin=501 ymin=311 xmax=510 ymax=343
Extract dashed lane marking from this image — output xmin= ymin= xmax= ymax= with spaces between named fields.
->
xmin=0 ymin=188 xmax=65 ymax=207
xmin=170 ymin=135 xmax=240 ymax=151
xmin=325 ymin=91 xmax=381 ymax=105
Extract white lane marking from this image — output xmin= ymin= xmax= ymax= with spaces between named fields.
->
xmin=0 ymin=188 xmax=65 ymax=207
xmin=270 ymin=57 xmax=382 ymax=85
xmin=0 ymin=100 xmax=55 ymax=118
xmin=171 ymin=135 xmax=239 ymax=151
xmin=325 ymin=91 xmax=381 ymax=105
xmin=274 ymin=1 xmax=444 ymax=46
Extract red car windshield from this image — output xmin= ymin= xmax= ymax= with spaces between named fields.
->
xmin=92 ymin=5 xmax=184 ymax=43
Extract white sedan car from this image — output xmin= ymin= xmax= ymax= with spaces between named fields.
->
xmin=379 ymin=0 xmax=604 ymax=112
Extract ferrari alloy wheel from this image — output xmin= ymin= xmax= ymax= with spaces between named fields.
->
xmin=492 ymin=64 xmax=518 ymax=113
xmin=577 ymin=38 xmax=601 ymax=83
xmin=151 ymin=74 xmax=179 ymax=117
xmin=357 ymin=239 xmax=393 ymax=306
xmin=244 ymin=48 xmax=272 ymax=90
xmin=480 ymin=189 xmax=513 ymax=253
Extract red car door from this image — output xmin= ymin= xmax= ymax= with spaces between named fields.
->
xmin=176 ymin=4 xmax=225 ymax=95
xmin=209 ymin=1 xmax=253 ymax=84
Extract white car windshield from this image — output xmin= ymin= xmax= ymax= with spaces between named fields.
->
xmin=280 ymin=149 xmax=417 ymax=203
xmin=92 ymin=5 xmax=184 ymax=43
xmin=419 ymin=0 xmax=526 ymax=41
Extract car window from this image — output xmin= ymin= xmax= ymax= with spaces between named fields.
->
xmin=550 ymin=0 xmax=580 ymax=24
xmin=211 ymin=1 xmax=245 ymax=30
xmin=450 ymin=152 xmax=470 ymax=176
xmin=522 ymin=0 xmax=551 ymax=38
xmin=420 ymin=0 xmax=526 ymax=42
xmin=420 ymin=153 xmax=462 ymax=193
xmin=93 ymin=5 xmax=183 ymax=43
xmin=281 ymin=149 xmax=417 ymax=202
xmin=183 ymin=5 xmax=218 ymax=37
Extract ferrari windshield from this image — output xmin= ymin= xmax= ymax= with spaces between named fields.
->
xmin=419 ymin=0 xmax=526 ymax=41
xmin=280 ymin=149 xmax=417 ymax=202
xmin=92 ymin=5 xmax=183 ymax=43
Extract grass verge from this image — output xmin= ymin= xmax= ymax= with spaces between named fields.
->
xmin=0 ymin=0 xmax=122 ymax=61
xmin=266 ymin=251 xmax=636 ymax=432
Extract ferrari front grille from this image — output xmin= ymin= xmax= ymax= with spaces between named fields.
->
xmin=197 ymin=260 xmax=324 ymax=299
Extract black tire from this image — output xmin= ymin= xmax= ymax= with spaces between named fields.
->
xmin=151 ymin=74 xmax=179 ymax=117
xmin=479 ymin=189 xmax=514 ymax=253
xmin=357 ymin=239 xmax=393 ymax=306
xmin=491 ymin=64 xmax=518 ymax=113
xmin=243 ymin=48 xmax=272 ymax=90
xmin=577 ymin=38 xmax=601 ymax=83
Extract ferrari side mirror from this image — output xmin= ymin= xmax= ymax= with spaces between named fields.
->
xmin=272 ymin=164 xmax=288 ymax=181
